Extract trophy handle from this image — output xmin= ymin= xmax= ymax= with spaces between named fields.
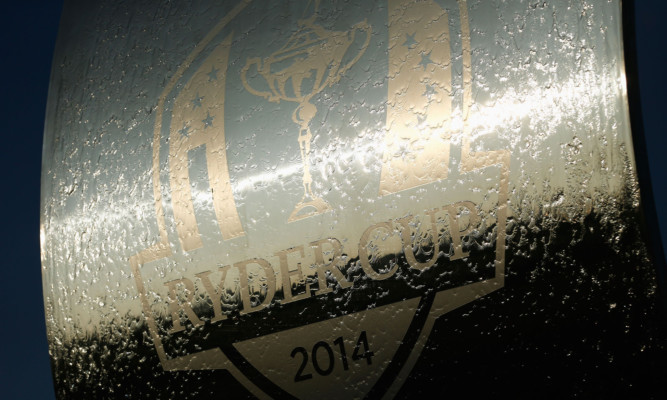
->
xmin=241 ymin=57 xmax=278 ymax=102
xmin=337 ymin=20 xmax=372 ymax=80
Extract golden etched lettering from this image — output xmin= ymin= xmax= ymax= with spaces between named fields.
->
xmin=159 ymin=199 xmax=484 ymax=335
xmin=445 ymin=201 xmax=479 ymax=261
xmin=236 ymin=258 xmax=276 ymax=315
xmin=359 ymin=222 xmax=400 ymax=281
xmin=164 ymin=277 xmax=204 ymax=333
xmin=310 ymin=238 xmax=352 ymax=294
xmin=195 ymin=267 xmax=231 ymax=323
xmin=275 ymin=246 xmax=311 ymax=304
xmin=397 ymin=208 xmax=441 ymax=271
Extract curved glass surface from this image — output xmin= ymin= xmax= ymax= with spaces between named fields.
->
xmin=41 ymin=0 xmax=665 ymax=398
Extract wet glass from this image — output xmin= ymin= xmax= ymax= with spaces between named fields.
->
xmin=41 ymin=0 xmax=666 ymax=398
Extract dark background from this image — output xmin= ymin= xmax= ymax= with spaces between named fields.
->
xmin=0 ymin=1 xmax=664 ymax=398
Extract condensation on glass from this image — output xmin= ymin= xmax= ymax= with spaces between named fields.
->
xmin=41 ymin=0 xmax=662 ymax=398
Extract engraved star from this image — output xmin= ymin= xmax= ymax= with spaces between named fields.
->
xmin=192 ymin=92 xmax=204 ymax=109
xmin=423 ymin=83 xmax=437 ymax=99
xmin=208 ymin=65 xmax=219 ymax=81
xmin=403 ymin=32 xmax=417 ymax=49
xmin=202 ymin=111 xmax=214 ymax=128
xmin=419 ymin=51 xmax=433 ymax=70
xmin=178 ymin=123 xmax=190 ymax=137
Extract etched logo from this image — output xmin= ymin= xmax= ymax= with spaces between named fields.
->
xmin=129 ymin=0 xmax=510 ymax=397
xmin=241 ymin=9 xmax=371 ymax=221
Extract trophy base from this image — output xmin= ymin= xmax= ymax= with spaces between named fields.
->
xmin=288 ymin=197 xmax=331 ymax=222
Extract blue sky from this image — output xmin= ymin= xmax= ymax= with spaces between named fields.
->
xmin=0 ymin=1 xmax=664 ymax=398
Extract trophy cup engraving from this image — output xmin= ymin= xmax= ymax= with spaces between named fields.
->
xmin=241 ymin=1 xmax=371 ymax=222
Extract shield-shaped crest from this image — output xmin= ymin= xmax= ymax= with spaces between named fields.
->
xmin=129 ymin=0 xmax=509 ymax=397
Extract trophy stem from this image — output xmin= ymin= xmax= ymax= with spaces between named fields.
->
xmin=298 ymin=122 xmax=313 ymax=197
xmin=289 ymin=102 xmax=331 ymax=222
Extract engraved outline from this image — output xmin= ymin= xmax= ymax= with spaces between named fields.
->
xmin=128 ymin=1 xmax=509 ymax=398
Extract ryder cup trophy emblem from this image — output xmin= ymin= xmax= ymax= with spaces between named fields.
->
xmin=125 ymin=1 xmax=511 ymax=397
xmin=241 ymin=2 xmax=371 ymax=221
